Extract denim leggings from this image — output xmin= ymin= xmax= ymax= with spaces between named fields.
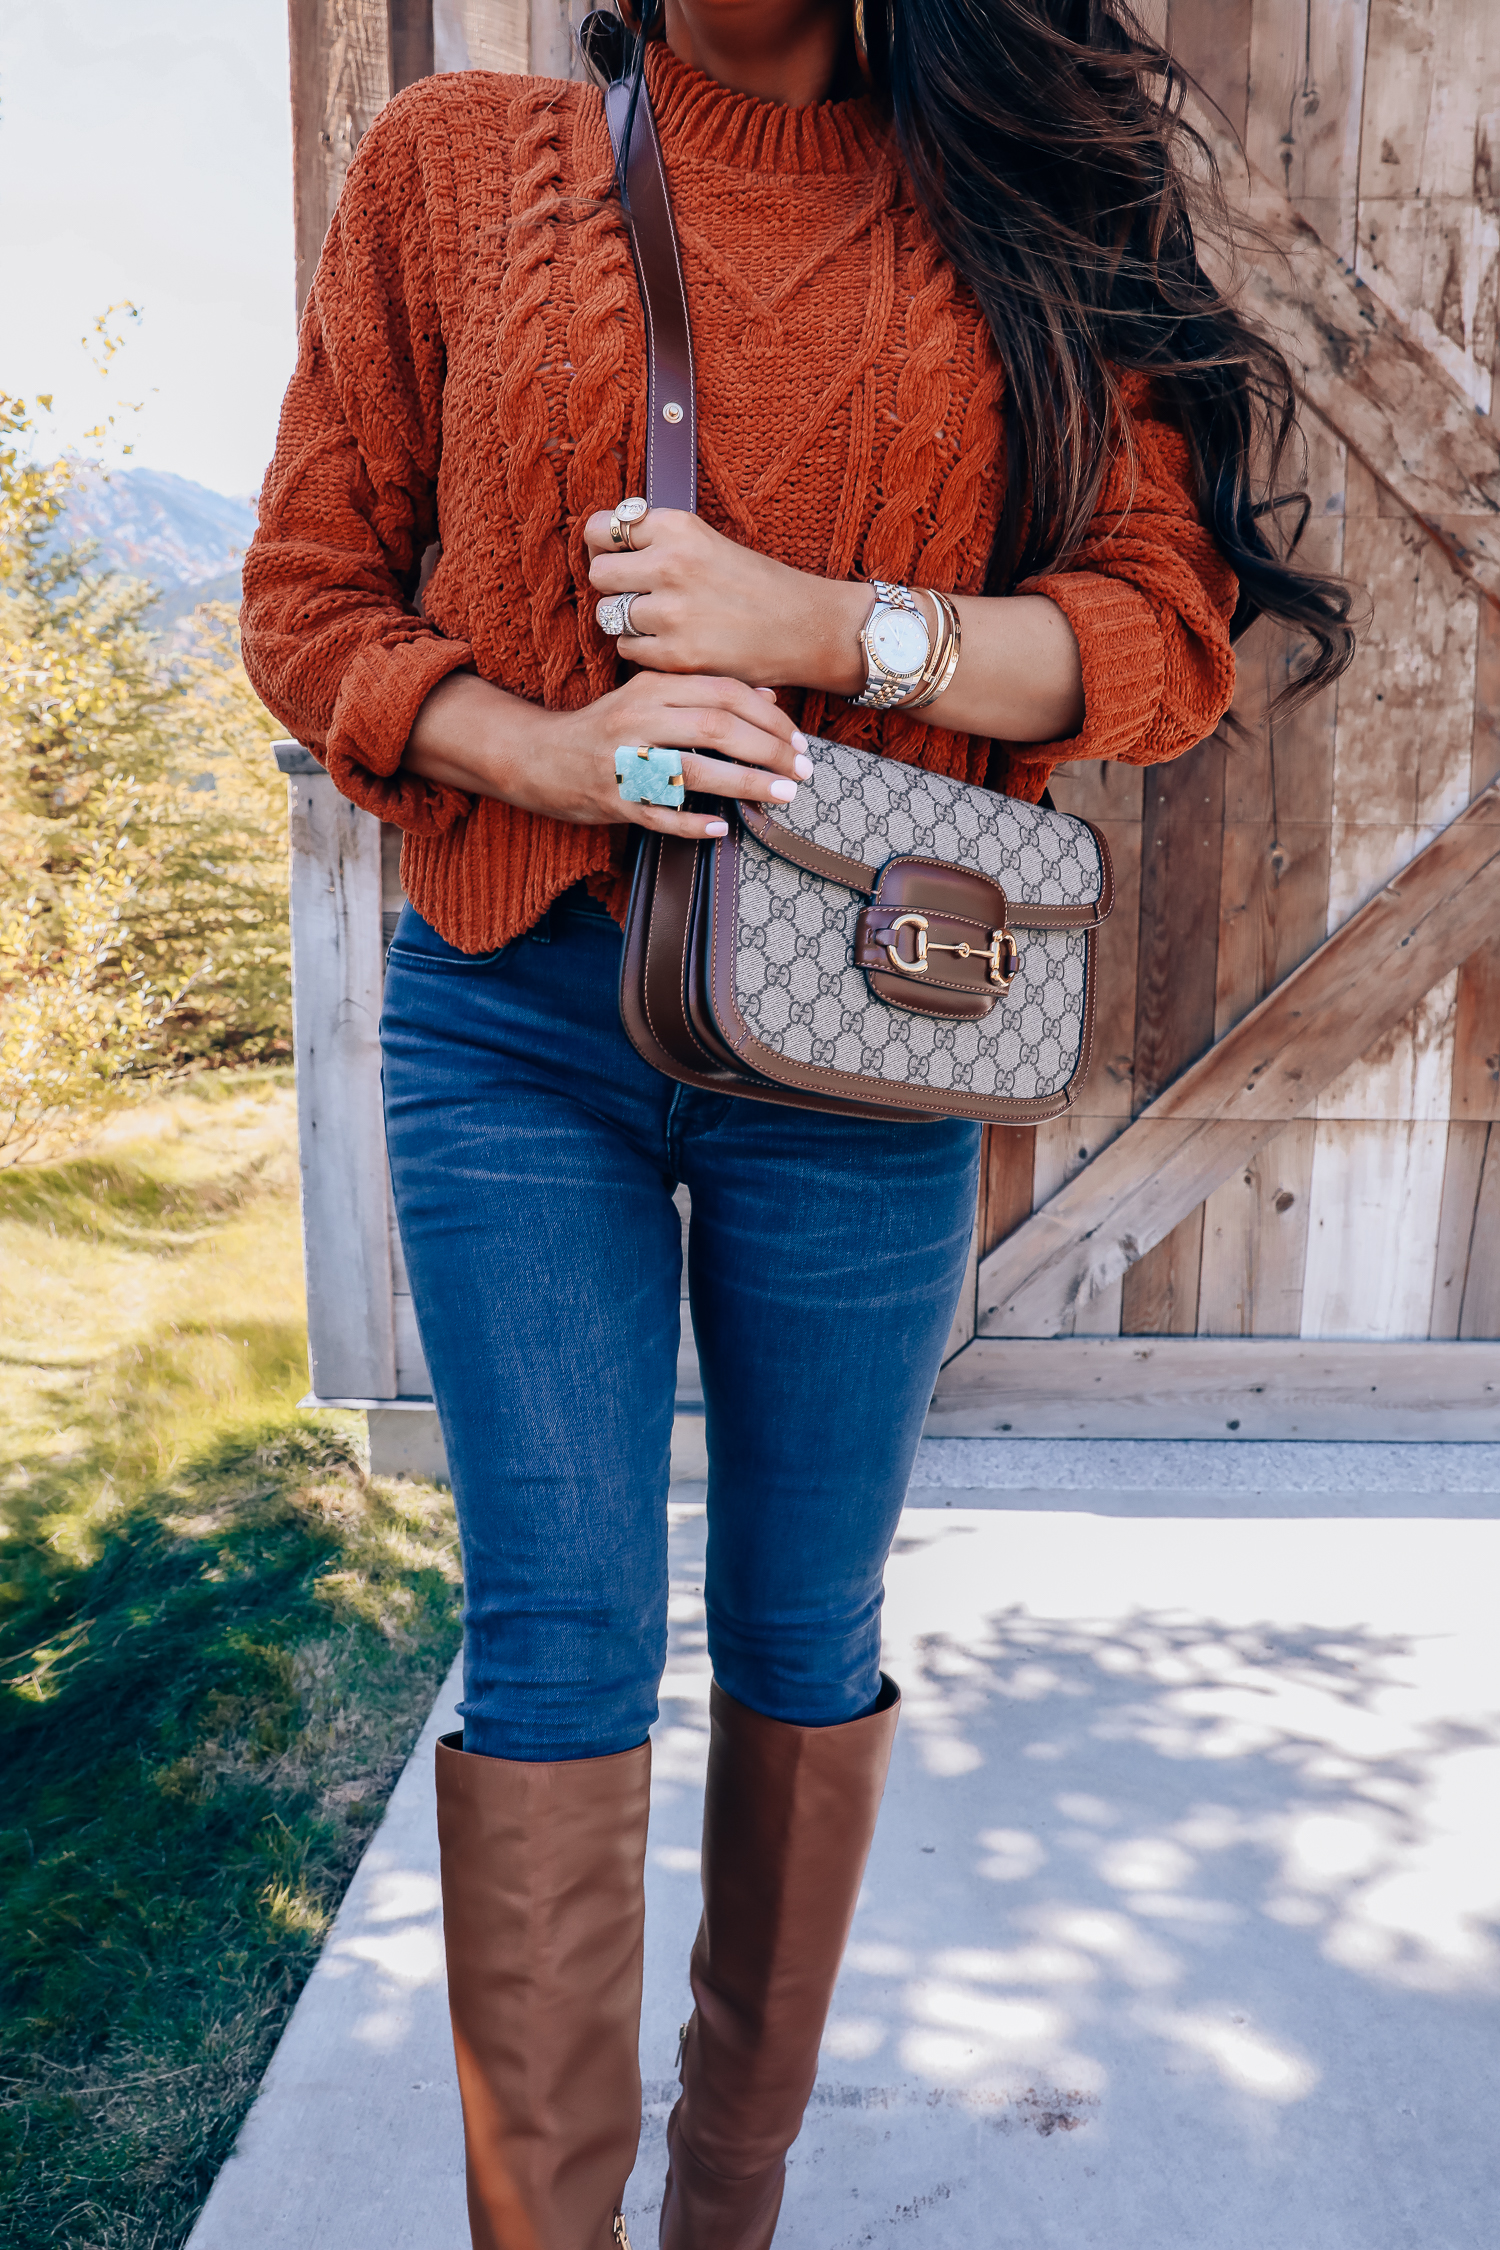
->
xmin=379 ymin=886 xmax=980 ymax=1762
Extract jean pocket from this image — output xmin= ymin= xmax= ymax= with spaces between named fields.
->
xmin=385 ymin=937 xmax=514 ymax=972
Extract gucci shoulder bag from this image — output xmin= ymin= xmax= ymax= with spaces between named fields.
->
xmin=594 ymin=28 xmax=1113 ymax=1126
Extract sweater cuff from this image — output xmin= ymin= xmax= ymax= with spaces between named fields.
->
xmin=1017 ymin=572 xmax=1166 ymax=766
xmin=324 ymin=631 xmax=477 ymax=834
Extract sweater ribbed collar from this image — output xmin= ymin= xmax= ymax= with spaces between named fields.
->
xmin=644 ymin=38 xmax=889 ymax=176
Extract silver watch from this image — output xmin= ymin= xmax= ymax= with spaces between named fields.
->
xmin=852 ymin=581 xmax=931 ymax=710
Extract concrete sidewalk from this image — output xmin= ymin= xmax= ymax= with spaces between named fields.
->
xmin=190 ymin=1441 xmax=1500 ymax=2250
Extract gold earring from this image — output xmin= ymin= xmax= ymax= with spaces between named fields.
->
xmin=854 ymin=0 xmax=868 ymax=62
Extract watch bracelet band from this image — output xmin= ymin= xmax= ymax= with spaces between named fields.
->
xmin=851 ymin=581 xmax=927 ymax=709
xmin=854 ymin=583 xmax=961 ymax=714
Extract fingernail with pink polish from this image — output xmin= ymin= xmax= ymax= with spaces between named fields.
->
xmin=768 ymin=778 xmax=798 ymax=802
xmin=794 ymin=754 xmax=813 ymax=779
xmin=705 ymin=819 xmax=729 ymax=836
xmin=792 ymin=730 xmax=809 ymax=753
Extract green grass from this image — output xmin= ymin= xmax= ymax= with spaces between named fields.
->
xmin=0 ymin=1078 xmax=461 ymax=2249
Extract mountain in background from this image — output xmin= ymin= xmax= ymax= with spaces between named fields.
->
xmin=61 ymin=466 xmax=257 ymax=626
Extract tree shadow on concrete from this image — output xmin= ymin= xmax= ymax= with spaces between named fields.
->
xmin=642 ymin=1505 xmax=1500 ymax=2250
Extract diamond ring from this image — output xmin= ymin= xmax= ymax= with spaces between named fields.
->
xmin=596 ymin=592 xmax=644 ymax=639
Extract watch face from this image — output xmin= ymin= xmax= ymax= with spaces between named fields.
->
xmin=869 ymin=605 xmax=929 ymax=678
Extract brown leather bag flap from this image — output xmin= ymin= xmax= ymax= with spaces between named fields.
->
xmin=739 ymin=801 xmax=1113 ymax=929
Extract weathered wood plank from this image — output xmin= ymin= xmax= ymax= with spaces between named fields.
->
xmin=389 ymin=0 xmax=434 ymax=90
xmin=979 ymin=1125 xmax=1035 ymax=1261
xmin=1429 ymin=1119 xmax=1490 ymax=1339
xmin=434 ymin=0 xmax=527 ymax=72
xmin=943 ymin=1218 xmax=981 ymax=1362
xmin=1294 ymin=444 xmax=1474 ymax=1323
xmin=1214 ymin=410 xmax=1345 ymax=1037
xmin=1132 ymin=737 xmax=1225 ymax=1109
xmin=1192 ymin=109 xmax=1500 ymax=606
xmin=1197 ymin=1121 xmax=1317 ymax=1337
xmin=287 ymin=769 xmax=397 ymax=1401
xmin=1314 ymin=970 xmax=1458 ymax=1125
xmin=393 ymin=1285 xmax=432 ymax=1397
xmin=1301 ymin=1117 xmax=1452 ymax=1337
xmin=1244 ymin=0 xmax=1370 ymax=262
xmin=290 ymin=0 xmax=392 ymax=317
xmin=1195 ymin=382 xmax=1344 ymax=1336
xmin=529 ymin=0 xmax=590 ymax=76
xmin=1049 ymin=759 xmax=1144 ymax=1120
xmin=1329 ymin=456 xmax=1477 ymax=931
xmin=1453 ymin=600 xmax=1500 ymax=1124
xmin=1120 ymin=735 xmax=1223 ymax=1334
xmin=1459 ymin=1125 xmax=1500 ymax=1338
xmin=1474 ymin=592 xmax=1500 ymax=798
xmin=1166 ymin=0 xmax=1251 ymax=145
xmin=927 ymin=1335 xmax=1500 ymax=1441
xmin=976 ymin=781 xmax=1500 ymax=1336
xmin=1452 ymin=940 xmax=1500 ymax=1120
xmin=1030 ymin=1114 xmax=1128 ymax=1336
xmin=1355 ymin=0 xmax=1500 ymax=412
xmin=1121 ymin=1208 xmax=1205 ymax=1335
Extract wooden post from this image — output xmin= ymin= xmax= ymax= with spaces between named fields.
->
xmin=278 ymin=747 xmax=398 ymax=1403
xmin=388 ymin=0 xmax=434 ymax=90
xmin=289 ymin=0 xmax=393 ymax=318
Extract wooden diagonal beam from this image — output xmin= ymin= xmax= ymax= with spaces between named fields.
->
xmin=1193 ymin=114 xmax=1500 ymax=610
xmin=977 ymin=784 xmax=1500 ymax=1338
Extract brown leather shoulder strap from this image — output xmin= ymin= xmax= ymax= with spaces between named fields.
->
xmin=603 ymin=76 xmax=697 ymax=515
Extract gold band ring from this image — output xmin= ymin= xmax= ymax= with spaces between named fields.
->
xmin=610 ymin=495 xmax=649 ymax=551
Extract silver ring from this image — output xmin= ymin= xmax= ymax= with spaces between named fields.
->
xmin=596 ymin=591 xmax=644 ymax=639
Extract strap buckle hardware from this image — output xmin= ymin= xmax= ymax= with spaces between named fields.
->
xmin=882 ymin=912 xmax=1019 ymax=992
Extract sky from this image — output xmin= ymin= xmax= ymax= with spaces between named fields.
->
xmin=1 ymin=0 xmax=296 ymax=500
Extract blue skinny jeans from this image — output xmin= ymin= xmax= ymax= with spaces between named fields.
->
xmin=380 ymin=885 xmax=979 ymax=1762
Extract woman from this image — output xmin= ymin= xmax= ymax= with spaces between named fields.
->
xmin=242 ymin=2 xmax=1353 ymax=2243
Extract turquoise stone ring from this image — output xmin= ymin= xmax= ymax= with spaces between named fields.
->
xmin=615 ymin=745 xmax=686 ymax=808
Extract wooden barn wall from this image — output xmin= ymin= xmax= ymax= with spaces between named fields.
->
xmin=977 ymin=0 xmax=1500 ymax=1344
xmin=284 ymin=0 xmax=1500 ymax=1361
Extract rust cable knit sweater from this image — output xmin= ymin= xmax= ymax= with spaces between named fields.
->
xmin=242 ymin=44 xmax=1237 ymax=954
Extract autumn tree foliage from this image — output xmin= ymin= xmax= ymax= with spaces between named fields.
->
xmin=0 ymin=395 xmax=290 ymax=1160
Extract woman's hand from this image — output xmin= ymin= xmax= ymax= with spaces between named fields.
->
xmin=583 ymin=500 xmax=1087 ymax=740
xmin=401 ymin=665 xmax=813 ymax=843
xmin=585 ymin=505 xmax=867 ymax=695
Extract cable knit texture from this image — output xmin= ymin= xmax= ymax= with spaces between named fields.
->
xmin=242 ymin=45 xmax=1237 ymax=954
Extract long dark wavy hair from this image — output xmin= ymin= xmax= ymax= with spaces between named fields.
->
xmin=586 ymin=0 xmax=1358 ymax=712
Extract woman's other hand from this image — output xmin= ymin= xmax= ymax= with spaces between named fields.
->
xmin=584 ymin=505 xmax=866 ymax=697
xmin=401 ymin=666 xmax=814 ymax=843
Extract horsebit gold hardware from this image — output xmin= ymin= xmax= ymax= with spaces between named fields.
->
xmin=882 ymin=911 xmax=1019 ymax=993
xmin=613 ymin=2215 xmax=633 ymax=2250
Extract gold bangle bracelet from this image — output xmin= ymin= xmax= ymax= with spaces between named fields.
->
xmin=897 ymin=588 xmax=951 ymax=710
xmin=929 ymin=589 xmax=962 ymax=699
xmin=904 ymin=588 xmax=961 ymax=711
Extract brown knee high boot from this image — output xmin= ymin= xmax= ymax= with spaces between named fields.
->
xmin=435 ymin=1731 xmax=652 ymax=2250
xmin=659 ymin=1677 xmax=900 ymax=2250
